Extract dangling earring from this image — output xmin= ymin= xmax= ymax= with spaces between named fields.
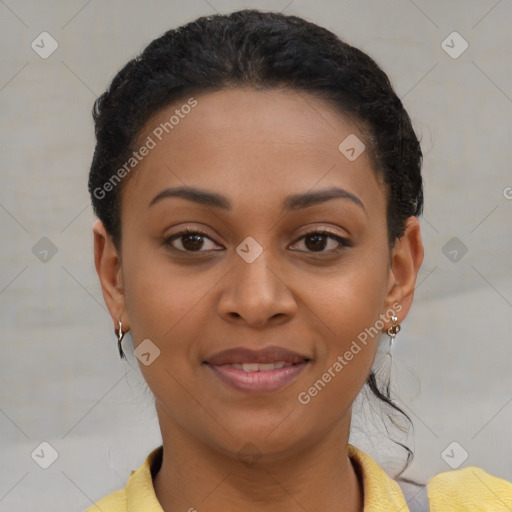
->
xmin=116 ymin=320 xmax=127 ymax=360
xmin=386 ymin=315 xmax=401 ymax=346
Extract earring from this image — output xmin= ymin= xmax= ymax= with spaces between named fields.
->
xmin=386 ymin=315 xmax=401 ymax=345
xmin=116 ymin=320 xmax=127 ymax=360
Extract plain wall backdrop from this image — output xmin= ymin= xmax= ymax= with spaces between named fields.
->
xmin=1 ymin=1 xmax=511 ymax=510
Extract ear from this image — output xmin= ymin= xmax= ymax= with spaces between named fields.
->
xmin=93 ymin=219 xmax=130 ymax=332
xmin=384 ymin=216 xmax=424 ymax=326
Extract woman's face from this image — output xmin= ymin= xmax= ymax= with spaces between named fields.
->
xmin=95 ymin=87 xmax=422 ymax=461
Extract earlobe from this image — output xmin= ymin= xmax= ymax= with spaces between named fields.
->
xmin=93 ymin=220 xmax=130 ymax=331
xmin=385 ymin=216 xmax=424 ymax=322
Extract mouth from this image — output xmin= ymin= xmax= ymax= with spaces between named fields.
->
xmin=203 ymin=346 xmax=311 ymax=393
xmin=219 ymin=361 xmax=302 ymax=371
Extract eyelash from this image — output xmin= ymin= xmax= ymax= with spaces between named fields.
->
xmin=163 ymin=227 xmax=351 ymax=255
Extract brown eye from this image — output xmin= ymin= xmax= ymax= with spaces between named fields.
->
xmin=164 ymin=229 xmax=221 ymax=253
xmin=291 ymin=230 xmax=350 ymax=253
xmin=180 ymin=233 xmax=206 ymax=251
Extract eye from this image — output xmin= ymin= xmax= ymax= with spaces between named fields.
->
xmin=164 ymin=227 xmax=351 ymax=255
xmin=290 ymin=229 xmax=351 ymax=253
xmin=164 ymin=228 xmax=222 ymax=253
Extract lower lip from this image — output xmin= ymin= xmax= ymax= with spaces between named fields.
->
xmin=206 ymin=361 xmax=309 ymax=393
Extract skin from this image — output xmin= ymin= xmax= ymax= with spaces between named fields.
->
xmin=94 ymin=87 xmax=424 ymax=512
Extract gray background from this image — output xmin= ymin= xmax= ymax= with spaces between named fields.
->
xmin=1 ymin=1 xmax=511 ymax=510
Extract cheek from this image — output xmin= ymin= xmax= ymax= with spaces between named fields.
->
xmin=125 ymin=266 xmax=205 ymax=343
xmin=310 ymin=253 xmax=389 ymax=385
xmin=121 ymin=244 xmax=186 ymax=341
xmin=122 ymin=262 xmax=206 ymax=399
xmin=319 ymin=257 xmax=389 ymax=337
xmin=298 ymin=285 xmax=384 ymax=418
xmin=121 ymin=246 xmax=223 ymax=387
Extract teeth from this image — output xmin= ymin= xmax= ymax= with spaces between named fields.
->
xmin=242 ymin=363 xmax=260 ymax=372
xmin=224 ymin=361 xmax=296 ymax=372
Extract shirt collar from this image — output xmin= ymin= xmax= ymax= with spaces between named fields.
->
xmin=126 ymin=445 xmax=164 ymax=512
xmin=348 ymin=444 xmax=410 ymax=511
xmin=126 ymin=444 xmax=409 ymax=511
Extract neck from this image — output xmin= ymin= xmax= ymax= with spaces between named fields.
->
xmin=153 ymin=406 xmax=363 ymax=512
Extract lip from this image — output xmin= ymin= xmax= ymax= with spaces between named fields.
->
xmin=206 ymin=360 xmax=309 ymax=393
xmin=203 ymin=346 xmax=311 ymax=393
xmin=204 ymin=346 xmax=310 ymax=365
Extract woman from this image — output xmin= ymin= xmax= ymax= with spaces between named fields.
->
xmin=87 ymin=9 xmax=512 ymax=511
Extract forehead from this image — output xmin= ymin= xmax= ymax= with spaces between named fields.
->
xmin=123 ymin=87 xmax=385 ymax=215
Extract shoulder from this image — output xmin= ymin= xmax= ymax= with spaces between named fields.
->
xmin=426 ymin=465 xmax=512 ymax=511
xmin=85 ymin=445 xmax=163 ymax=512
xmin=85 ymin=488 xmax=126 ymax=512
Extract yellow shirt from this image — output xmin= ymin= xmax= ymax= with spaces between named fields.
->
xmin=86 ymin=444 xmax=512 ymax=511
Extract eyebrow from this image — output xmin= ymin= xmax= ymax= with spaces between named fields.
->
xmin=148 ymin=186 xmax=366 ymax=213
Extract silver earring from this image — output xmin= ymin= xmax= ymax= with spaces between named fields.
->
xmin=116 ymin=320 xmax=127 ymax=360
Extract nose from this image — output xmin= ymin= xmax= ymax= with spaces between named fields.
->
xmin=217 ymin=247 xmax=297 ymax=328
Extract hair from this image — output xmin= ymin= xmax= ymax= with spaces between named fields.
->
xmin=89 ymin=9 xmax=423 ymax=480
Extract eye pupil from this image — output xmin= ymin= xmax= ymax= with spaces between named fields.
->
xmin=182 ymin=234 xmax=204 ymax=251
xmin=305 ymin=234 xmax=327 ymax=251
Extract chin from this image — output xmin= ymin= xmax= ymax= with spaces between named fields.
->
xmin=207 ymin=415 xmax=316 ymax=462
